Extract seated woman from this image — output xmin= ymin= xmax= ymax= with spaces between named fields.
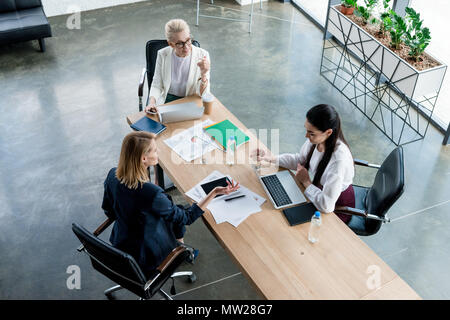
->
xmin=145 ymin=18 xmax=211 ymax=113
xmin=252 ymin=104 xmax=354 ymax=223
xmin=102 ymin=131 xmax=239 ymax=276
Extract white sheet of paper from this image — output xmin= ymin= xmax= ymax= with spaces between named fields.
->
xmin=185 ymin=170 xmax=266 ymax=227
xmin=207 ymin=195 xmax=262 ymax=225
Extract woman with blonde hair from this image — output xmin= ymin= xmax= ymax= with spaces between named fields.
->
xmin=102 ymin=131 xmax=239 ymax=275
xmin=145 ymin=18 xmax=211 ymax=113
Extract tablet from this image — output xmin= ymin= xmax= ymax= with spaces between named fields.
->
xmin=282 ymin=202 xmax=317 ymax=226
xmin=200 ymin=177 xmax=231 ymax=198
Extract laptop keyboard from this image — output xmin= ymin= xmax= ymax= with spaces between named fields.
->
xmin=261 ymin=175 xmax=293 ymax=207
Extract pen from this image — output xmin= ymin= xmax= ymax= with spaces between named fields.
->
xmin=224 ymin=195 xmax=246 ymax=202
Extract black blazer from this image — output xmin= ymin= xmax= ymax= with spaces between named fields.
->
xmin=101 ymin=168 xmax=204 ymax=275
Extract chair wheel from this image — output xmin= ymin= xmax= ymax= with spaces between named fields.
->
xmin=105 ymin=293 xmax=115 ymax=300
xmin=188 ymin=274 xmax=197 ymax=283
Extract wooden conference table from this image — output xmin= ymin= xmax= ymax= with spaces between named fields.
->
xmin=127 ymin=95 xmax=420 ymax=300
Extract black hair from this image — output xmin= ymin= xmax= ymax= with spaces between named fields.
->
xmin=305 ymin=104 xmax=350 ymax=187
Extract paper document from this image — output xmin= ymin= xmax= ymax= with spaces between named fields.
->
xmin=164 ymin=119 xmax=221 ymax=162
xmin=186 ymin=171 xmax=266 ymax=227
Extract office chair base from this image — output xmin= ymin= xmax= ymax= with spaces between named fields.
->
xmin=159 ymin=289 xmax=173 ymax=300
xmin=172 ymin=271 xmax=197 ymax=283
xmin=104 ymin=285 xmax=123 ymax=299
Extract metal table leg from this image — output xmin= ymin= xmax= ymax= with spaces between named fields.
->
xmin=443 ymin=122 xmax=450 ymax=145
xmin=155 ymin=164 xmax=165 ymax=189
xmin=196 ymin=0 xmax=262 ymax=33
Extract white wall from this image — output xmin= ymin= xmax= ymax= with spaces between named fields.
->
xmin=41 ymin=0 xmax=148 ymax=17
xmin=235 ymin=0 xmax=268 ymax=6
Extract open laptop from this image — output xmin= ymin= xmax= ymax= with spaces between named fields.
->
xmin=257 ymin=170 xmax=306 ymax=210
xmin=157 ymin=102 xmax=204 ymax=124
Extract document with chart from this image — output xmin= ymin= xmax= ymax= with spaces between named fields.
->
xmin=164 ymin=119 xmax=221 ymax=162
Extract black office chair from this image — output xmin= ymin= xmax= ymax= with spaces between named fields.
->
xmin=137 ymin=39 xmax=201 ymax=111
xmin=335 ymin=146 xmax=405 ymax=236
xmin=72 ymin=221 xmax=197 ymax=300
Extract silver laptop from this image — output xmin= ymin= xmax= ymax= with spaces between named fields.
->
xmin=257 ymin=170 xmax=306 ymax=210
xmin=158 ymin=102 xmax=204 ymax=124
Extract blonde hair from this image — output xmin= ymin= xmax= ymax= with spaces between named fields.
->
xmin=116 ymin=131 xmax=156 ymax=189
xmin=165 ymin=19 xmax=190 ymax=42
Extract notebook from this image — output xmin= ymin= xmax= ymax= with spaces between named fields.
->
xmin=130 ymin=116 xmax=166 ymax=135
xmin=282 ymin=202 xmax=317 ymax=226
xmin=203 ymin=119 xmax=250 ymax=151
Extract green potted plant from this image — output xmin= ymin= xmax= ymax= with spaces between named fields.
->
xmin=404 ymin=7 xmax=431 ymax=62
xmin=340 ymin=0 xmax=357 ymax=15
xmin=389 ymin=12 xmax=407 ymax=50
xmin=355 ymin=0 xmax=378 ymax=25
xmin=378 ymin=0 xmax=393 ymax=37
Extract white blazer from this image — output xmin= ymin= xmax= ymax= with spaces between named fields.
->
xmin=149 ymin=45 xmax=211 ymax=105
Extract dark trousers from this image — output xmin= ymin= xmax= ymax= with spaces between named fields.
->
xmin=165 ymin=93 xmax=183 ymax=103
xmin=334 ymin=185 xmax=356 ymax=224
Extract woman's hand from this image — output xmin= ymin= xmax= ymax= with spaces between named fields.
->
xmin=213 ymin=179 xmax=240 ymax=196
xmin=197 ymin=56 xmax=210 ymax=76
xmin=197 ymin=179 xmax=240 ymax=211
xmin=250 ymin=148 xmax=275 ymax=164
xmin=295 ymin=163 xmax=311 ymax=188
xmin=145 ymin=97 xmax=158 ymax=114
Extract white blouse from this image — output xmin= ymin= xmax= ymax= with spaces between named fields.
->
xmin=277 ymin=139 xmax=354 ymax=213
xmin=168 ymin=50 xmax=191 ymax=97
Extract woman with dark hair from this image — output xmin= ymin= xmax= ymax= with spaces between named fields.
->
xmin=252 ymin=104 xmax=354 ymax=223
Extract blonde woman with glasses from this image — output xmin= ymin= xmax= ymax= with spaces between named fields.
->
xmin=145 ymin=19 xmax=211 ymax=114
xmin=102 ymin=131 xmax=239 ymax=276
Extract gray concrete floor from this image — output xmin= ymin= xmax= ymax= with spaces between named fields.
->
xmin=0 ymin=0 xmax=449 ymax=300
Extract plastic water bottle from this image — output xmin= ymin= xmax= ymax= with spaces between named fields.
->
xmin=308 ymin=211 xmax=322 ymax=243
xmin=226 ymin=136 xmax=236 ymax=166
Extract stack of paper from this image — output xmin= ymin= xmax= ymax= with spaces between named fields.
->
xmin=186 ymin=171 xmax=266 ymax=227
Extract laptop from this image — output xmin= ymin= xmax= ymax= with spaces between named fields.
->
xmin=257 ymin=170 xmax=306 ymax=210
xmin=157 ymin=102 xmax=204 ymax=124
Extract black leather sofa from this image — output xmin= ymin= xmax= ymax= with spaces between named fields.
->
xmin=0 ymin=0 xmax=52 ymax=52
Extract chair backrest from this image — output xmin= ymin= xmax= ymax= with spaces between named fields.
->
xmin=145 ymin=39 xmax=201 ymax=90
xmin=72 ymin=223 xmax=148 ymax=298
xmin=0 ymin=0 xmax=42 ymax=12
xmin=365 ymin=146 xmax=404 ymax=234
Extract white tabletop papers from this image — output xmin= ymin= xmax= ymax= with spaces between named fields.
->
xmin=164 ymin=119 xmax=221 ymax=162
xmin=185 ymin=171 xmax=266 ymax=227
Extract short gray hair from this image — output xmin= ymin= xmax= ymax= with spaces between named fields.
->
xmin=165 ymin=19 xmax=190 ymax=42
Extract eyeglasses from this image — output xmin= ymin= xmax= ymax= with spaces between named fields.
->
xmin=174 ymin=38 xmax=193 ymax=49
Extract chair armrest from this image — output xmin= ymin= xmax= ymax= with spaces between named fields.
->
xmin=77 ymin=218 xmax=113 ymax=252
xmin=138 ymin=68 xmax=147 ymax=112
xmin=156 ymin=246 xmax=187 ymax=274
xmin=354 ymin=158 xmax=381 ymax=169
xmin=335 ymin=206 xmax=367 ymax=217
xmin=334 ymin=206 xmax=390 ymax=223
xmin=144 ymin=246 xmax=189 ymax=291
xmin=93 ymin=218 xmax=114 ymax=237
xmin=138 ymin=68 xmax=147 ymax=97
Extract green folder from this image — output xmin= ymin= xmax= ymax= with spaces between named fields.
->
xmin=203 ymin=119 xmax=250 ymax=151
